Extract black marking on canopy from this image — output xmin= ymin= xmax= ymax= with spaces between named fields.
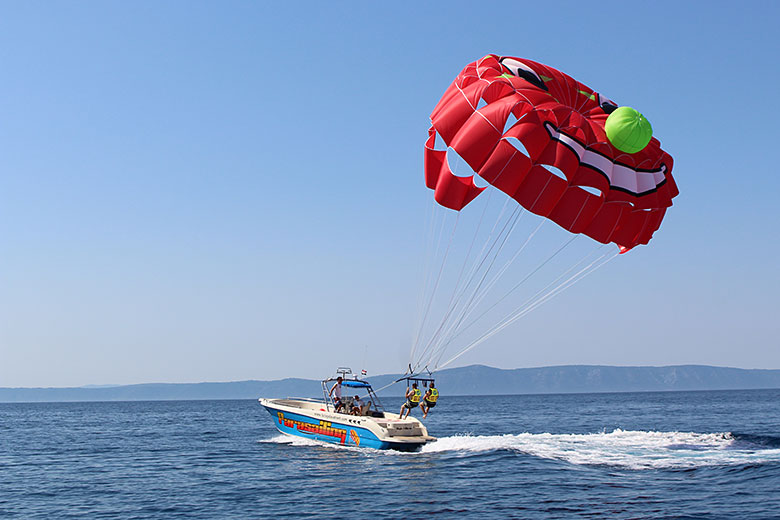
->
xmin=499 ymin=57 xmax=549 ymax=92
xmin=538 ymin=121 xmax=667 ymax=198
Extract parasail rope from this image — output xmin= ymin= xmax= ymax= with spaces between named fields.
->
xmin=420 ymin=213 xmax=540 ymax=370
xmin=412 ymin=199 xmax=520 ymax=373
xmin=446 ymin=232 xmax=579 ymax=346
xmin=441 ymin=191 xmax=516 ymax=317
xmin=410 ymin=199 xmax=441 ymax=363
xmin=370 ymin=378 xmax=403 ymax=396
xmin=411 ymin=194 xmax=511 ymax=373
xmin=419 ymin=171 xmax=563 ymax=369
xmin=436 ymin=248 xmax=619 ymax=371
xmin=424 ymin=228 xmax=576 ymax=371
xmin=436 ymin=247 xmax=617 ymax=370
xmin=430 ymin=217 xmax=546 ymax=357
xmin=409 ymin=210 xmax=460 ymax=366
xmin=414 ymin=205 xmax=520 ymax=368
xmin=430 ymin=241 xmax=606 ymax=370
xmin=429 ymin=188 xmax=497 ymax=342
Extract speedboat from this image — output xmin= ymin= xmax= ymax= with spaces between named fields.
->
xmin=259 ymin=368 xmax=435 ymax=451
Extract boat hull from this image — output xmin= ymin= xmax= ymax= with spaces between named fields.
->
xmin=259 ymin=398 xmax=432 ymax=451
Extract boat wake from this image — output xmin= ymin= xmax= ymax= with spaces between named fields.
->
xmin=259 ymin=430 xmax=780 ymax=469
xmin=420 ymin=429 xmax=780 ymax=469
xmin=260 ymin=434 xmax=326 ymax=448
xmin=259 ymin=434 xmax=367 ymax=451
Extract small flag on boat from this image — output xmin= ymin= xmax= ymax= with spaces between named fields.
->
xmin=361 ymin=369 xmax=367 ymax=376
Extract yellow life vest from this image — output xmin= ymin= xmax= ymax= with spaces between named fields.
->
xmin=427 ymin=388 xmax=439 ymax=402
xmin=410 ymin=388 xmax=421 ymax=403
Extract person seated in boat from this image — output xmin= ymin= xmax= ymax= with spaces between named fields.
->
xmin=399 ymin=382 xmax=421 ymax=419
xmin=329 ymin=376 xmax=345 ymax=412
xmin=350 ymin=395 xmax=364 ymax=415
xmin=420 ymin=382 xmax=439 ymax=419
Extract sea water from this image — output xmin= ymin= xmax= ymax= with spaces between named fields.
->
xmin=2 ymin=390 xmax=779 ymax=518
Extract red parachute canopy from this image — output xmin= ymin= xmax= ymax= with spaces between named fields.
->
xmin=425 ymin=54 xmax=678 ymax=251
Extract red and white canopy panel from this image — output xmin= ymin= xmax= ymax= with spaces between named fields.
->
xmin=424 ymin=54 xmax=678 ymax=251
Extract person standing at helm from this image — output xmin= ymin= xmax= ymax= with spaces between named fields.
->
xmin=420 ymin=382 xmax=439 ymax=419
xmin=399 ymin=382 xmax=421 ymax=419
xmin=329 ymin=376 xmax=345 ymax=412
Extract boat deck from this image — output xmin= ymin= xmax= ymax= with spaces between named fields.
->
xmin=267 ymin=397 xmax=413 ymax=422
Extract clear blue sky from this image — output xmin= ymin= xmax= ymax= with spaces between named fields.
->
xmin=1 ymin=1 xmax=779 ymax=387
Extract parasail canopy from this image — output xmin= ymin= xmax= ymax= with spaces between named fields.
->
xmin=424 ymin=54 xmax=678 ymax=252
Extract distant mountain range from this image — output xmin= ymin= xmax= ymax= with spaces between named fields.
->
xmin=2 ymin=365 xmax=780 ymax=403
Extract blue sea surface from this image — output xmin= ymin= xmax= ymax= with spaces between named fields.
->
xmin=2 ymin=389 xmax=780 ymax=519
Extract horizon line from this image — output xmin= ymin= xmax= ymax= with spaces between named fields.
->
xmin=4 ymin=363 xmax=780 ymax=390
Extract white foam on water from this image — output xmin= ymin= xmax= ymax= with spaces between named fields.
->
xmin=420 ymin=429 xmax=780 ymax=469
xmin=259 ymin=434 xmax=365 ymax=451
xmin=260 ymin=434 xmax=324 ymax=447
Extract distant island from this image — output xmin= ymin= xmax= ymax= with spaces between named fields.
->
xmin=2 ymin=364 xmax=780 ymax=403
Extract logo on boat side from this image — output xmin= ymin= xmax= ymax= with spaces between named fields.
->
xmin=277 ymin=412 xmax=348 ymax=444
xmin=350 ymin=429 xmax=360 ymax=446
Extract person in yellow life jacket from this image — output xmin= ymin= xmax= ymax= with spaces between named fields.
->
xmin=399 ymin=382 xmax=421 ymax=419
xmin=420 ymin=382 xmax=439 ymax=419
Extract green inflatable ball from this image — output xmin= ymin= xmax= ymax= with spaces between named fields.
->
xmin=605 ymin=106 xmax=653 ymax=154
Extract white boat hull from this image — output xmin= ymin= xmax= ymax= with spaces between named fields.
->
xmin=259 ymin=398 xmax=435 ymax=451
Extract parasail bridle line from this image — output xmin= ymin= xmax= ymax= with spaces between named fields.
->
xmin=414 ymin=203 xmax=521 ymax=372
xmin=411 ymin=194 xmax=522 ymax=374
xmin=410 ymin=199 xmax=442 ymax=365
xmin=424 ymin=225 xmax=576 ymax=371
xmin=410 ymin=210 xmax=460 ymax=368
xmin=436 ymin=248 xmax=619 ymax=370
